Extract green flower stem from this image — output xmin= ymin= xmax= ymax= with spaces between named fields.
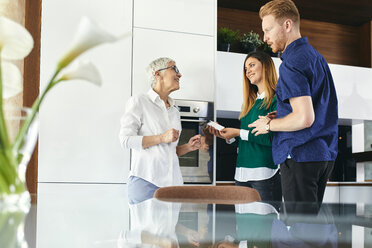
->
xmin=1 ymin=66 xmax=62 ymax=196
xmin=0 ymin=56 xmax=12 ymax=151
xmin=12 ymin=68 xmax=61 ymax=154
xmin=0 ymin=151 xmax=14 ymax=194
xmin=0 ymin=55 xmax=21 ymax=195
xmin=0 ymin=149 xmax=25 ymax=194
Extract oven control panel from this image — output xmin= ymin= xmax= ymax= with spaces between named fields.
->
xmin=174 ymin=99 xmax=213 ymax=118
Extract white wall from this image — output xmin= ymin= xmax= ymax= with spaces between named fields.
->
xmin=39 ymin=0 xmax=132 ymax=183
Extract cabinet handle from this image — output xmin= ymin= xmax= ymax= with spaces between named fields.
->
xmin=180 ymin=119 xmax=207 ymax=123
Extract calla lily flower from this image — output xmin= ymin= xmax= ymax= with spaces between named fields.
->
xmin=2 ymin=62 xmax=22 ymax=99
xmin=57 ymin=16 xmax=120 ymax=70
xmin=57 ymin=60 xmax=102 ymax=86
xmin=0 ymin=15 xmax=124 ymax=196
xmin=0 ymin=16 xmax=34 ymax=60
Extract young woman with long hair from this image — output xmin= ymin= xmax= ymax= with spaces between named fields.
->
xmin=210 ymin=51 xmax=281 ymax=202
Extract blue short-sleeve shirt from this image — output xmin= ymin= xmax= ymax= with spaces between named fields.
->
xmin=273 ymin=37 xmax=338 ymax=164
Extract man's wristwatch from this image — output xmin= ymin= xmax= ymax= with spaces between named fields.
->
xmin=265 ymin=120 xmax=271 ymax=132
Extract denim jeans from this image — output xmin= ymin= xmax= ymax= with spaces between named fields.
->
xmin=127 ymin=176 xmax=159 ymax=204
xmin=235 ymin=170 xmax=282 ymax=202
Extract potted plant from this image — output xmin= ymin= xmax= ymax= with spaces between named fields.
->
xmin=217 ymin=27 xmax=240 ymax=52
xmin=262 ymin=41 xmax=281 ymax=57
xmin=240 ymin=31 xmax=264 ymax=54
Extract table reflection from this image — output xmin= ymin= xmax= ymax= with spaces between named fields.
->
xmin=2 ymin=184 xmax=370 ymax=248
xmin=120 ymin=197 xmax=372 ymax=248
xmin=119 ymin=198 xmax=201 ymax=247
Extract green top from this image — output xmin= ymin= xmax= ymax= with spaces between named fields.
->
xmin=236 ymin=212 xmax=277 ymax=248
xmin=236 ymin=96 xmax=277 ymax=169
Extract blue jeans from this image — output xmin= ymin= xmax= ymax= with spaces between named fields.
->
xmin=127 ymin=176 xmax=159 ymax=204
xmin=235 ymin=170 xmax=282 ymax=203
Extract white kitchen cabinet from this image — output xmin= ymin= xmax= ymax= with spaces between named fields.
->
xmin=216 ymin=52 xmax=282 ymax=113
xmin=134 ymin=0 xmax=216 ymax=36
xmin=215 ymin=52 xmax=244 ymax=112
xmin=37 ymin=183 xmax=129 ymax=248
xmin=330 ymin=64 xmax=372 ymax=121
xmin=216 ymin=51 xmax=372 ymax=121
xmin=339 ymin=185 xmax=372 ymax=203
xmin=324 ymin=184 xmax=372 ymax=204
xmin=132 ymin=28 xmax=215 ymax=101
xmin=323 ymin=186 xmax=340 ymax=203
xmin=39 ymin=0 xmax=132 ymax=183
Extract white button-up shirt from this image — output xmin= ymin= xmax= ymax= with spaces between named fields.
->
xmin=119 ymin=89 xmax=183 ymax=187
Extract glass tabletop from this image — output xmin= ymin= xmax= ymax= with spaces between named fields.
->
xmin=2 ymin=183 xmax=372 ymax=248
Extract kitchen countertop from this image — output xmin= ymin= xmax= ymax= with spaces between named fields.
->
xmin=327 ymin=181 xmax=372 ymax=185
xmin=5 ymin=183 xmax=372 ymax=247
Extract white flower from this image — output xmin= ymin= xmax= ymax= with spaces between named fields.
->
xmin=57 ymin=16 xmax=120 ymax=70
xmin=58 ymin=60 xmax=102 ymax=86
xmin=0 ymin=16 xmax=34 ymax=60
xmin=2 ymin=62 xmax=22 ymax=98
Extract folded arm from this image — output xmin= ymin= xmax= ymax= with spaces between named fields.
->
xmin=249 ymin=96 xmax=315 ymax=135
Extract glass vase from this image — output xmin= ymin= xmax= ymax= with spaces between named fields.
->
xmin=0 ymin=107 xmax=38 ymax=248
xmin=0 ymin=107 xmax=39 ymax=205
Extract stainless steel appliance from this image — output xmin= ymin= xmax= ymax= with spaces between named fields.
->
xmin=175 ymin=99 xmax=214 ymax=184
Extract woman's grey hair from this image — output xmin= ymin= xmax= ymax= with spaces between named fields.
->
xmin=146 ymin=57 xmax=175 ymax=88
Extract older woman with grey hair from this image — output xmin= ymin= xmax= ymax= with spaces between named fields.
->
xmin=120 ymin=57 xmax=201 ymax=204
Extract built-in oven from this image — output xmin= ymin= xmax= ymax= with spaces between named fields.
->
xmin=174 ymin=100 xmax=214 ymax=184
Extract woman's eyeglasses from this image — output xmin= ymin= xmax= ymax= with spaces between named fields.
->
xmin=157 ymin=65 xmax=180 ymax=74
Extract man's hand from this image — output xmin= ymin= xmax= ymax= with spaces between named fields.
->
xmin=161 ymin=128 xmax=179 ymax=143
xmin=248 ymin=116 xmax=270 ymax=136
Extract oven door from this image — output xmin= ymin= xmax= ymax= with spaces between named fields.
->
xmin=179 ymin=118 xmax=213 ymax=184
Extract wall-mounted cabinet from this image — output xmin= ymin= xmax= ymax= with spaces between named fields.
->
xmin=216 ymin=51 xmax=372 ymax=121
xmin=134 ymin=0 xmax=215 ymax=36
xmin=132 ymin=28 xmax=215 ymax=101
xmin=39 ymin=0 xmax=216 ymax=184
xmin=39 ymin=0 xmax=132 ymax=183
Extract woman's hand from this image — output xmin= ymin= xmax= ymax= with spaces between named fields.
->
xmin=208 ymin=125 xmax=223 ymax=139
xmin=186 ymin=229 xmax=200 ymax=247
xmin=176 ymin=134 xmax=201 ymax=157
xmin=161 ymin=128 xmax=179 ymax=143
xmin=188 ymin=134 xmax=201 ymax=151
xmin=266 ymin=110 xmax=277 ymax=119
xmin=219 ymin=128 xmax=240 ymax=140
